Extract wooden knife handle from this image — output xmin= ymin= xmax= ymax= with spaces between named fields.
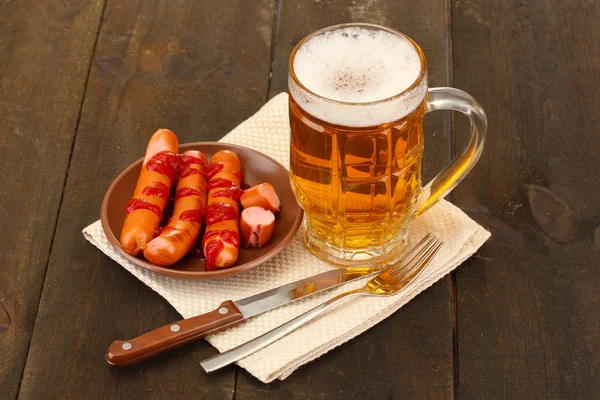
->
xmin=106 ymin=300 xmax=244 ymax=367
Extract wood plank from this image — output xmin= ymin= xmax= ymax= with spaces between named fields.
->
xmin=17 ymin=0 xmax=275 ymax=398
xmin=238 ymin=0 xmax=455 ymax=397
xmin=452 ymin=0 xmax=600 ymax=398
xmin=0 ymin=1 xmax=104 ymax=398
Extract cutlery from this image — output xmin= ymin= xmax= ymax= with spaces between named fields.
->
xmin=105 ymin=264 xmax=386 ymax=366
xmin=200 ymin=234 xmax=442 ymax=373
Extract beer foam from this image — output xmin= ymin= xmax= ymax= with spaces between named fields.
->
xmin=290 ymin=26 xmax=427 ymax=127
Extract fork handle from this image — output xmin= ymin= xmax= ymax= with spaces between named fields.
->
xmin=200 ymin=289 xmax=366 ymax=372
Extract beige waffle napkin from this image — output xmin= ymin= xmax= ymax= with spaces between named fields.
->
xmin=83 ymin=93 xmax=490 ymax=383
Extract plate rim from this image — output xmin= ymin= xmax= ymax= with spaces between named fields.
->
xmin=100 ymin=141 xmax=303 ymax=279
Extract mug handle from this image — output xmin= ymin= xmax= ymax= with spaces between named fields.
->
xmin=415 ymin=87 xmax=488 ymax=216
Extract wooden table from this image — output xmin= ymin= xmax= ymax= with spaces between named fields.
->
xmin=2 ymin=0 xmax=599 ymax=398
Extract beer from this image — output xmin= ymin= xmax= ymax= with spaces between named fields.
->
xmin=289 ymin=25 xmax=428 ymax=264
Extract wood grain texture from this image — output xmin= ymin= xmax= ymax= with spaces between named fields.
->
xmin=0 ymin=1 xmax=105 ymax=398
xmin=237 ymin=0 xmax=455 ymax=398
xmin=18 ymin=0 xmax=275 ymax=398
xmin=452 ymin=0 xmax=600 ymax=398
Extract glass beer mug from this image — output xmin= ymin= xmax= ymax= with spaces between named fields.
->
xmin=288 ymin=23 xmax=487 ymax=266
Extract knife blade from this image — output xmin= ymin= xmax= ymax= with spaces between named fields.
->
xmin=105 ymin=266 xmax=380 ymax=366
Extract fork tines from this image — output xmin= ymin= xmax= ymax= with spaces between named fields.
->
xmin=390 ymin=234 xmax=443 ymax=281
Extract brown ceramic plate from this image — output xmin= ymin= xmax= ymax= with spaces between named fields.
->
xmin=101 ymin=142 xmax=303 ymax=279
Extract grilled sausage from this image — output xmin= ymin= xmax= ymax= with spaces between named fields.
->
xmin=120 ymin=129 xmax=179 ymax=256
xmin=202 ymin=150 xmax=242 ymax=270
xmin=143 ymin=150 xmax=208 ymax=266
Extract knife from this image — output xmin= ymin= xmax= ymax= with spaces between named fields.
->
xmin=105 ymin=266 xmax=380 ymax=366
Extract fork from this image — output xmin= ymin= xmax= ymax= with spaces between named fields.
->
xmin=200 ymin=234 xmax=443 ymax=372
